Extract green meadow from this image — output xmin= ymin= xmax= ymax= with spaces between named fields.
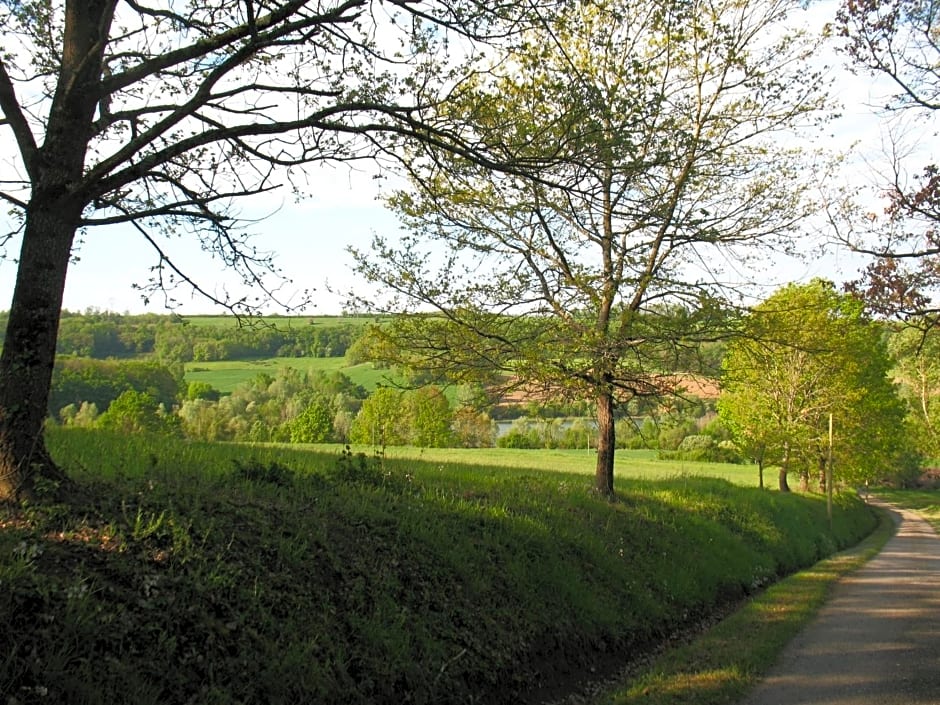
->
xmin=0 ymin=429 xmax=885 ymax=705
xmin=185 ymin=358 xmax=398 ymax=393
xmin=309 ymin=444 xmax=765 ymax=486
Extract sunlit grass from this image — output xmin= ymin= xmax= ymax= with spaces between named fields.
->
xmin=302 ymin=444 xmax=765 ymax=486
xmin=184 ymin=357 xmax=401 ymax=392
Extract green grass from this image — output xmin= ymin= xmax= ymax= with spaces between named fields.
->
xmin=589 ymin=504 xmax=894 ymax=705
xmin=583 ymin=488 xmax=940 ymax=705
xmin=307 ymin=444 xmax=765 ymax=486
xmin=1 ymin=429 xmax=880 ymax=705
xmin=184 ymin=357 xmax=401 ymax=393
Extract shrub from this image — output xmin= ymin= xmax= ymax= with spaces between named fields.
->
xmin=659 ymin=434 xmax=744 ymax=463
xmin=231 ymin=458 xmax=296 ymax=487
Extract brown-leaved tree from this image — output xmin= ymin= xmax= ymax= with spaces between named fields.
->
xmin=836 ymin=0 xmax=940 ymax=318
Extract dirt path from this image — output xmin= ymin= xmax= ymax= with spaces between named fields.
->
xmin=736 ymin=502 xmax=940 ymax=705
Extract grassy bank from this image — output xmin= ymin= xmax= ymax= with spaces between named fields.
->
xmin=1 ymin=430 xmax=878 ymax=705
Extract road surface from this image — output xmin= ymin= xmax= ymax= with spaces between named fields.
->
xmin=737 ymin=502 xmax=940 ymax=705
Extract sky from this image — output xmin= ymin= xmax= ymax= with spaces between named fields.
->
xmin=0 ymin=0 xmax=916 ymax=317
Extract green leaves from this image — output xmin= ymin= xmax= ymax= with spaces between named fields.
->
xmin=719 ymin=280 xmax=913 ymax=487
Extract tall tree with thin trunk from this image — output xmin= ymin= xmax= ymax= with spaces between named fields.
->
xmin=0 ymin=0 xmax=553 ymax=502
xmin=352 ymin=0 xmax=830 ymax=495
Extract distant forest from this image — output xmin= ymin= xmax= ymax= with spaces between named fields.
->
xmin=0 ymin=311 xmax=367 ymax=361
xmin=0 ymin=311 xmax=726 ymax=457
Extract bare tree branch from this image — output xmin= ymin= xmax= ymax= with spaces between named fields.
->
xmin=0 ymin=60 xmax=38 ymax=178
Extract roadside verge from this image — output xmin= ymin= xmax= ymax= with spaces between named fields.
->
xmin=582 ymin=503 xmax=895 ymax=705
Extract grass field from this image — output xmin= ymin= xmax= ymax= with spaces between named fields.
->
xmin=306 ymin=444 xmax=765 ymax=486
xmin=185 ymin=357 xmax=399 ymax=392
xmin=0 ymin=429 xmax=880 ymax=705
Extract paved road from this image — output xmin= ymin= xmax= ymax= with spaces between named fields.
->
xmin=737 ymin=503 xmax=940 ymax=705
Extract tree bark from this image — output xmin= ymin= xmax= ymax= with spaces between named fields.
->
xmin=595 ymin=390 xmax=616 ymax=497
xmin=778 ymin=443 xmax=791 ymax=492
xmin=0 ymin=200 xmax=82 ymax=501
xmin=0 ymin=0 xmax=114 ymax=502
xmin=799 ymin=470 xmax=809 ymax=492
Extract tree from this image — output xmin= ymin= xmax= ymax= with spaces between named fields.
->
xmin=0 ymin=0 xmax=553 ymax=500
xmin=96 ymin=390 xmax=180 ymax=436
xmin=719 ymin=280 xmax=911 ymax=491
xmin=888 ymin=323 xmax=940 ymax=459
xmin=49 ymin=357 xmax=181 ymax=417
xmin=402 ymin=386 xmax=454 ymax=447
xmin=350 ymin=387 xmax=406 ymax=447
xmin=288 ymin=401 xmax=333 ymax=444
xmin=452 ymin=405 xmax=495 ymax=447
xmin=717 ymin=381 xmax=776 ymax=488
xmin=834 ymin=0 xmax=940 ymax=318
xmin=352 ymin=0 xmax=830 ymax=495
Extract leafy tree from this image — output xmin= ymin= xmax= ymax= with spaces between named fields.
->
xmin=177 ymin=366 xmax=364 ymax=443
xmin=185 ymin=381 xmax=221 ymax=402
xmin=353 ymin=0 xmax=829 ymax=494
xmin=97 ymin=390 xmax=180 ymax=436
xmin=402 ymin=386 xmax=454 ymax=448
xmin=718 ymin=381 xmax=777 ymax=488
xmin=178 ymin=398 xmax=227 ymax=442
xmin=719 ymin=280 xmax=911 ymax=491
xmin=58 ymin=401 xmax=99 ymax=428
xmin=835 ymin=0 xmax=940 ymax=318
xmin=452 ymin=406 xmax=495 ymax=448
xmin=888 ymin=323 xmax=940 ymax=459
xmin=49 ymin=357 xmax=182 ymax=417
xmin=0 ymin=1 xmax=554 ymax=501
xmin=287 ymin=401 xmax=334 ymax=444
xmin=350 ymin=388 xmax=406 ymax=447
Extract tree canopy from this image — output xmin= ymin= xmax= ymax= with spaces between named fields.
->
xmin=352 ymin=0 xmax=831 ymax=494
xmin=0 ymin=0 xmax=555 ymax=501
xmin=719 ymin=280 xmax=913 ymax=491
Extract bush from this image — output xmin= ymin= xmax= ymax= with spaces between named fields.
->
xmin=231 ymin=458 xmax=296 ymax=487
xmin=659 ymin=435 xmax=744 ymax=463
xmin=497 ymin=429 xmax=541 ymax=449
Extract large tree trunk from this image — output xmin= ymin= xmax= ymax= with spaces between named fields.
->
xmin=594 ymin=390 xmax=616 ymax=496
xmin=0 ymin=0 xmax=114 ymax=502
xmin=0 ymin=199 xmax=83 ymax=501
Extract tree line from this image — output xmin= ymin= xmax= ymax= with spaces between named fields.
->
xmin=0 ymin=311 xmax=363 ymax=362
